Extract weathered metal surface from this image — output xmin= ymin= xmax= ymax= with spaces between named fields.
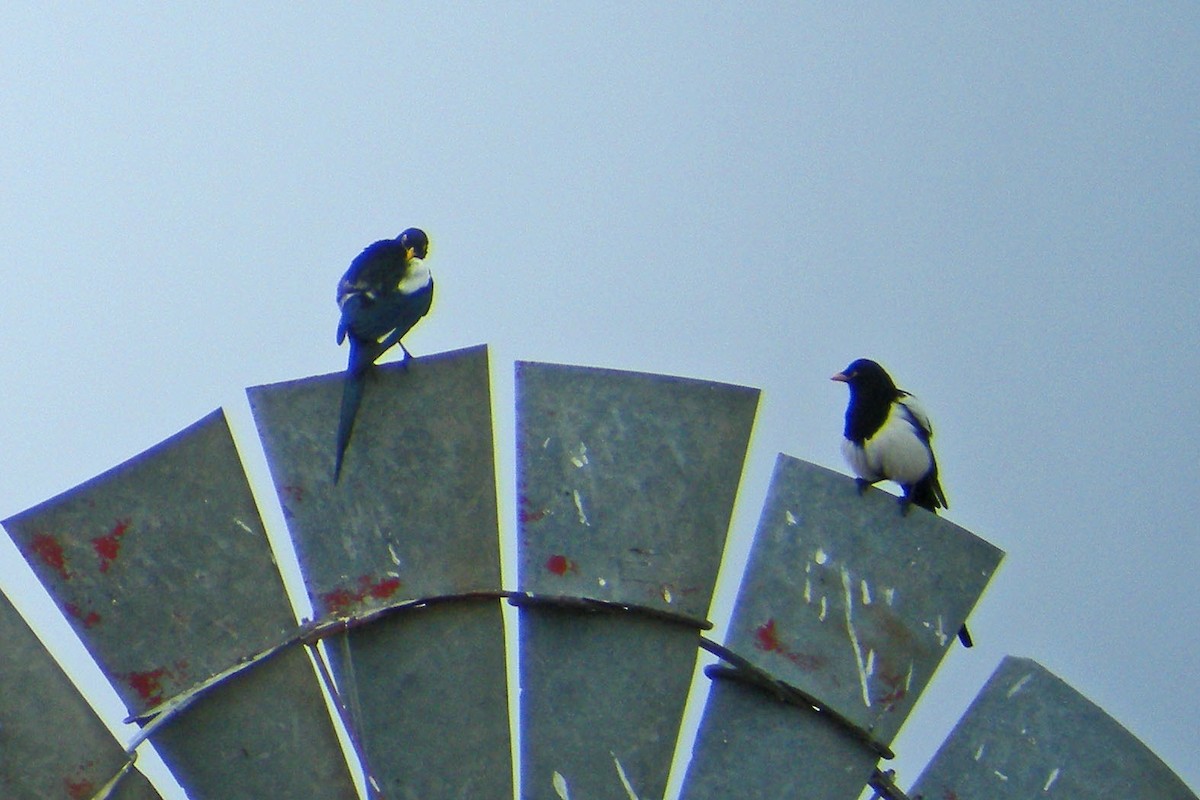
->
xmin=247 ymin=344 xmax=502 ymax=612
xmin=909 ymin=656 xmax=1199 ymax=800
xmin=680 ymin=679 xmax=876 ymax=800
xmin=520 ymin=609 xmax=701 ymax=800
xmin=248 ymin=344 xmax=511 ymax=799
xmin=516 ymin=362 xmax=759 ymax=799
xmin=516 ymin=362 xmax=758 ymax=615
xmin=680 ymin=454 xmax=1003 ymax=799
xmin=326 ymin=601 xmax=511 ymax=799
xmin=724 ymin=454 xmax=1001 ymax=741
xmin=0 ymin=590 xmax=162 ymax=800
xmin=2 ymin=410 xmax=358 ymax=800
xmin=145 ymin=646 xmax=355 ymax=799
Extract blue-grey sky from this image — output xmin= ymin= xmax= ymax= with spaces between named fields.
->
xmin=2 ymin=6 xmax=1197 ymax=797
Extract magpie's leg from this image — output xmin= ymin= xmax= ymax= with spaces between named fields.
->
xmin=854 ymin=478 xmax=872 ymax=496
xmin=398 ymin=342 xmax=416 ymax=372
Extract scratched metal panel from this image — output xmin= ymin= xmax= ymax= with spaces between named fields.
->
xmin=909 ymin=656 xmax=1199 ymax=800
xmin=326 ymin=602 xmax=511 ymax=799
xmin=516 ymin=362 xmax=759 ymax=799
xmin=520 ymin=608 xmax=702 ymax=800
xmin=516 ymin=361 xmax=759 ymax=615
xmin=722 ymin=454 xmax=1002 ymax=744
xmin=247 ymin=344 xmax=502 ymax=610
xmin=146 ymin=646 xmax=356 ymax=800
xmin=248 ymin=344 xmax=512 ymax=799
xmin=680 ymin=454 xmax=1003 ymax=800
xmin=2 ymin=410 xmax=358 ymax=800
xmin=679 ymin=679 xmax=876 ymax=800
xmin=0 ymin=591 xmax=162 ymax=800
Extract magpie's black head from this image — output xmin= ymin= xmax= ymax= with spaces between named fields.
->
xmin=398 ymin=228 xmax=430 ymax=259
xmin=831 ymin=358 xmax=898 ymax=395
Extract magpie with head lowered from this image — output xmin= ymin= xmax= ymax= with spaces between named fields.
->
xmin=832 ymin=358 xmax=973 ymax=647
xmin=333 ymin=227 xmax=432 ymax=482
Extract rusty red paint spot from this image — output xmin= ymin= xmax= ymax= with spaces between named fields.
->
xmin=128 ymin=668 xmax=167 ymax=706
xmin=518 ymin=494 xmax=549 ymax=523
xmin=754 ymin=618 xmax=784 ymax=652
xmin=64 ymin=602 xmax=102 ymax=629
xmin=753 ymin=619 xmax=826 ymax=671
xmin=65 ymin=776 xmax=95 ymax=800
xmin=368 ymin=576 xmax=402 ymax=600
xmin=322 ymin=587 xmax=358 ymax=615
xmin=92 ymin=535 xmax=119 ymax=566
xmin=91 ymin=517 xmax=131 ymax=573
xmin=322 ymin=574 xmax=404 ymax=614
xmin=29 ymin=533 xmax=70 ymax=580
xmin=877 ymin=669 xmax=908 ymax=708
xmin=787 ymin=651 xmax=827 ymax=671
xmin=545 ymin=554 xmax=577 ymax=575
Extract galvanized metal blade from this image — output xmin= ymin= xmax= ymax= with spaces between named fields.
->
xmin=516 ymin=361 xmax=759 ymax=800
xmin=681 ymin=454 xmax=1004 ymax=799
xmin=0 ymin=590 xmax=162 ymax=799
xmin=910 ymin=656 xmax=1199 ymax=799
xmin=3 ymin=410 xmax=358 ymax=800
xmin=247 ymin=344 xmax=511 ymax=799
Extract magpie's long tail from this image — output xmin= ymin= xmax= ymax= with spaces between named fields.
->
xmin=333 ymin=371 xmax=364 ymax=482
xmin=909 ymin=471 xmax=948 ymax=513
xmin=333 ymin=340 xmax=374 ymax=482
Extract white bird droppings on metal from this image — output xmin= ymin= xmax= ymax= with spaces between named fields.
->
xmin=572 ymin=490 xmax=590 ymax=526
xmin=611 ymin=753 xmax=641 ymax=800
xmin=570 ymin=442 xmax=589 ymax=468
xmin=841 ymin=566 xmax=872 ymax=707
xmin=1007 ymin=673 xmax=1033 ymax=698
xmin=553 ymin=770 xmax=571 ymax=800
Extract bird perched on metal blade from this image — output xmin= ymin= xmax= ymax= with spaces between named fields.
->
xmin=832 ymin=358 xmax=972 ymax=647
xmin=333 ymin=227 xmax=433 ymax=481
xmin=831 ymin=358 xmax=947 ymax=513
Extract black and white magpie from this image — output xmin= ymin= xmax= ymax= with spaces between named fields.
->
xmin=831 ymin=358 xmax=947 ymax=513
xmin=333 ymin=228 xmax=433 ymax=481
xmin=832 ymin=358 xmax=971 ymax=647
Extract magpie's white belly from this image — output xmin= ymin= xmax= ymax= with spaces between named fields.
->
xmin=842 ymin=407 xmax=933 ymax=486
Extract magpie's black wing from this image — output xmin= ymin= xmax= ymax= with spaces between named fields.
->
xmin=332 ymin=238 xmax=434 ymax=482
xmin=366 ymin=284 xmax=433 ymax=356
xmin=336 ymin=240 xmax=410 ymax=345
xmin=896 ymin=394 xmax=948 ymax=511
